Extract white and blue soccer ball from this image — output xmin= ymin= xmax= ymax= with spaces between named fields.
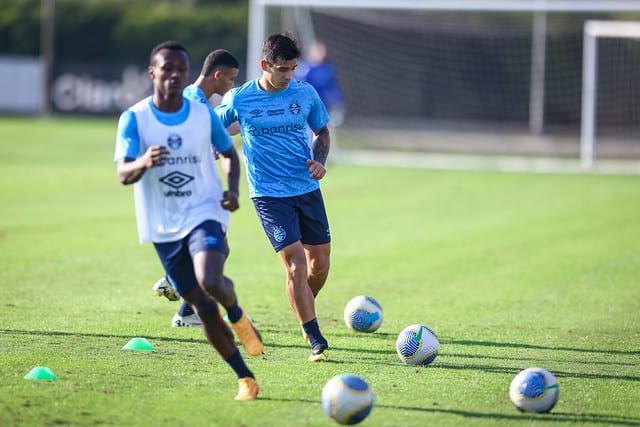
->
xmin=343 ymin=295 xmax=383 ymax=333
xmin=509 ymin=367 xmax=559 ymax=413
xmin=321 ymin=374 xmax=374 ymax=425
xmin=395 ymin=324 xmax=440 ymax=366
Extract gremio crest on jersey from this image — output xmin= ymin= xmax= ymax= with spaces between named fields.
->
xmin=167 ymin=132 xmax=182 ymax=150
xmin=289 ymin=102 xmax=301 ymax=115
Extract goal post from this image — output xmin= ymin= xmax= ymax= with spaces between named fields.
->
xmin=248 ymin=0 xmax=640 ymax=172
xmin=581 ymin=20 xmax=640 ymax=170
xmin=248 ymin=0 xmax=640 ymax=79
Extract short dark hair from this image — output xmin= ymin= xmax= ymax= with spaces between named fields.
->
xmin=200 ymin=49 xmax=240 ymax=76
xmin=262 ymin=32 xmax=301 ymax=64
xmin=149 ymin=40 xmax=189 ymax=65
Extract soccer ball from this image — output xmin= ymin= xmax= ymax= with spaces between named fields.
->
xmin=343 ymin=295 xmax=383 ymax=333
xmin=509 ymin=367 xmax=559 ymax=413
xmin=321 ymin=374 xmax=374 ymax=425
xmin=395 ymin=324 xmax=440 ymax=366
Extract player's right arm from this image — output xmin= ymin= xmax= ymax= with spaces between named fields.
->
xmin=117 ymin=146 xmax=168 ymax=185
xmin=114 ymin=109 xmax=169 ymax=185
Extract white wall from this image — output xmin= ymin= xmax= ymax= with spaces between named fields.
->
xmin=0 ymin=56 xmax=42 ymax=114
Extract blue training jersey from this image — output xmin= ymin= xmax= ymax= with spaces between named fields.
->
xmin=183 ymin=84 xmax=209 ymax=106
xmin=216 ymin=78 xmax=329 ymax=198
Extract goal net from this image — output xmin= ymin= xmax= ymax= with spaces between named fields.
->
xmin=248 ymin=1 xmax=640 ymax=172
xmin=581 ymin=20 xmax=640 ymax=169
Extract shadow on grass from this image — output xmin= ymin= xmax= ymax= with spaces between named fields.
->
xmin=0 ymin=328 xmax=211 ymax=345
xmin=258 ymin=397 xmax=640 ymax=426
xmin=0 ymin=327 xmax=393 ymax=353
xmin=444 ymin=339 xmax=639 ymax=356
xmin=373 ymin=404 xmax=640 ymax=426
xmin=325 ymin=356 xmax=640 ymax=382
xmin=3 ymin=329 xmax=638 ymax=381
xmin=4 ymin=327 xmax=639 ymax=357
xmin=445 ymin=351 xmax=639 ymax=366
xmin=265 ymin=328 xmax=640 ymax=356
xmin=432 ymin=362 xmax=640 ymax=382
xmin=0 ymin=328 xmax=386 ymax=359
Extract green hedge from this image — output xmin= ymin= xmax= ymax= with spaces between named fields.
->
xmin=0 ymin=0 xmax=248 ymax=66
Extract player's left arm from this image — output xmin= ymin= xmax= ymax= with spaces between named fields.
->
xmin=210 ymin=108 xmax=241 ymax=211
xmin=218 ymin=145 xmax=240 ymax=211
xmin=307 ymin=125 xmax=330 ymax=180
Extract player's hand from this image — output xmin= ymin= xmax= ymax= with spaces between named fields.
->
xmin=145 ymin=145 xmax=170 ymax=168
xmin=307 ymin=159 xmax=326 ymax=180
xmin=221 ymin=190 xmax=239 ymax=212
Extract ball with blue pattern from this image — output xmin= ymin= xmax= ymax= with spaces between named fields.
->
xmin=343 ymin=295 xmax=383 ymax=333
xmin=395 ymin=324 xmax=440 ymax=366
xmin=321 ymin=374 xmax=374 ymax=425
xmin=509 ymin=367 xmax=559 ymax=413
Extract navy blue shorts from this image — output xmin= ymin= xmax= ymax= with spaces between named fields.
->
xmin=153 ymin=220 xmax=227 ymax=296
xmin=252 ymin=189 xmax=331 ymax=252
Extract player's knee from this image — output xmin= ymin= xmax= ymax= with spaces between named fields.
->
xmin=201 ymin=276 xmax=220 ymax=295
xmin=203 ymin=275 xmax=235 ymax=306
xmin=223 ymin=275 xmax=235 ymax=290
xmin=192 ymin=297 xmax=219 ymax=318
xmin=286 ymin=259 xmax=309 ymax=281
xmin=310 ymin=255 xmax=330 ymax=278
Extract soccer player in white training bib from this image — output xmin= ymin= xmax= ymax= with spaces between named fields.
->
xmin=114 ymin=40 xmax=259 ymax=400
xmin=216 ymin=32 xmax=332 ymax=362
xmin=149 ymin=50 xmax=263 ymax=360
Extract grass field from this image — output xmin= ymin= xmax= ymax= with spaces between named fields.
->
xmin=1 ymin=116 xmax=639 ymax=427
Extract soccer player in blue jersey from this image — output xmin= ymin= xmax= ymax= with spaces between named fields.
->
xmin=114 ymin=41 xmax=258 ymax=399
xmin=216 ymin=32 xmax=332 ymax=362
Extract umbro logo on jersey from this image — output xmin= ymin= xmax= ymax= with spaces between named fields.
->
xmin=250 ymin=108 xmax=263 ymax=118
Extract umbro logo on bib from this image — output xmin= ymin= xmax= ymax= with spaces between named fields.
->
xmin=159 ymin=171 xmax=193 ymax=189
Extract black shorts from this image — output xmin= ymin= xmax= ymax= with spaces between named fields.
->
xmin=252 ymin=189 xmax=331 ymax=252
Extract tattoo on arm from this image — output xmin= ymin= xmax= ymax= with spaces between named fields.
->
xmin=312 ymin=126 xmax=330 ymax=165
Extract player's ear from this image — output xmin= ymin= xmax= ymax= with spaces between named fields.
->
xmin=260 ymin=58 xmax=269 ymax=71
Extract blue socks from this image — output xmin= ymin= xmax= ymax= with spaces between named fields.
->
xmin=302 ymin=318 xmax=327 ymax=350
xmin=225 ymin=303 xmax=243 ymax=323
xmin=178 ymin=300 xmax=194 ymax=316
xmin=225 ymin=349 xmax=254 ymax=379
xmin=177 ymin=299 xmax=242 ymax=323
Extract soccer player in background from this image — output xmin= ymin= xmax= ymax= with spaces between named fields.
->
xmin=295 ymin=41 xmax=345 ymax=127
xmin=216 ymin=32 xmax=332 ymax=362
xmin=114 ymin=40 xmax=259 ymax=399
